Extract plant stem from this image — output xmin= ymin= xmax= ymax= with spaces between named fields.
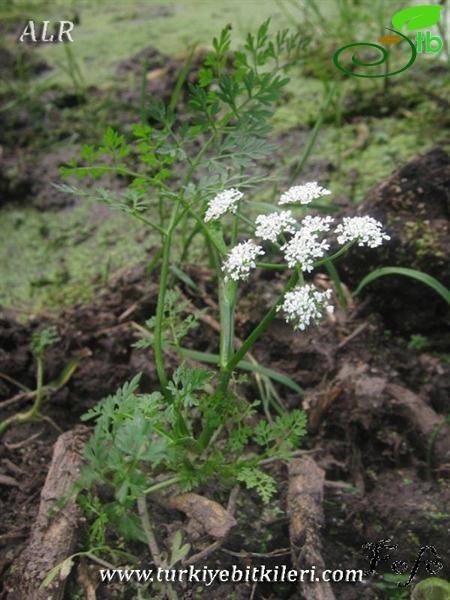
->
xmin=219 ymin=279 xmax=237 ymax=369
xmin=137 ymin=496 xmax=165 ymax=567
xmin=143 ymin=475 xmax=180 ymax=495
xmin=30 ymin=356 xmax=44 ymax=417
xmin=199 ymin=271 xmax=299 ymax=449
xmin=0 ymin=355 xmax=45 ymax=436
xmin=223 ymin=271 xmax=299 ymax=380
xmin=153 ymin=209 xmax=179 ymax=393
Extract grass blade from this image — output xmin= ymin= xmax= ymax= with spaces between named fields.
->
xmin=179 ymin=348 xmax=303 ymax=394
xmin=354 ymin=267 xmax=450 ymax=305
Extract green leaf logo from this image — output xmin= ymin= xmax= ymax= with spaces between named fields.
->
xmin=392 ymin=5 xmax=443 ymax=31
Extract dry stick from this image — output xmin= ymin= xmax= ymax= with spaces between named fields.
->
xmin=0 ymin=372 xmax=30 ymax=392
xmin=39 ymin=414 xmax=64 ymax=434
xmin=287 ymin=457 xmax=336 ymax=600
xmin=0 ymin=473 xmax=20 ymax=488
xmin=10 ymin=426 xmax=89 ymax=600
xmin=336 ymin=322 xmax=369 ymax=351
xmin=182 ymin=486 xmax=240 ymax=567
xmin=4 ymin=429 xmax=44 ymax=450
xmin=2 ymin=457 xmax=28 ymax=476
xmin=0 ymin=389 xmax=35 ymax=410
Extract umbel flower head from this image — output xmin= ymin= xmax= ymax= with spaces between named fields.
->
xmin=281 ymin=229 xmax=330 ymax=272
xmin=301 ymin=215 xmax=334 ymax=234
xmin=222 ymin=240 xmax=264 ymax=282
xmin=255 ymin=210 xmax=296 ymax=243
xmin=279 ymin=182 xmax=331 ymax=206
xmin=205 ymin=188 xmax=243 ymax=222
xmin=335 ymin=216 xmax=390 ymax=248
xmin=279 ymin=284 xmax=334 ymax=331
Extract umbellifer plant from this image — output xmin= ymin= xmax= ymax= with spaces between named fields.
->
xmin=57 ymin=21 xmax=390 ymax=596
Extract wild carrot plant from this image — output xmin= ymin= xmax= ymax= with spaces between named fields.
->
xmin=59 ymin=22 xmax=390 ymax=566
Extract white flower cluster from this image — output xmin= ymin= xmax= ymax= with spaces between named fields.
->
xmin=279 ymin=182 xmax=331 ymax=206
xmin=279 ymin=284 xmax=334 ymax=331
xmin=254 ymin=210 xmax=296 ymax=243
xmin=279 ymin=215 xmax=333 ymax=272
xmin=204 ymin=188 xmax=243 ymax=222
xmin=222 ymin=240 xmax=264 ymax=282
xmin=205 ymin=185 xmax=390 ymax=296
xmin=281 ymin=230 xmax=330 ymax=272
xmin=301 ymin=215 xmax=334 ymax=234
xmin=335 ymin=216 xmax=390 ymax=248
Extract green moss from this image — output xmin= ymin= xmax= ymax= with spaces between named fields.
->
xmin=25 ymin=0 xmax=291 ymax=88
xmin=0 ymin=198 xmax=156 ymax=315
xmin=404 ymin=221 xmax=446 ymax=259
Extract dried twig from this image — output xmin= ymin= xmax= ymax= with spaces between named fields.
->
xmin=336 ymin=322 xmax=369 ymax=351
xmin=287 ymin=457 xmax=336 ymax=600
xmin=0 ymin=389 xmax=35 ymax=410
xmin=0 ymin=473 xmax=20 ymax=488
xmin=9 ymin=426 xmax=89 ymax=600
xmin=0 ymin=372 xmax=30 ymax=393
xmin=4 ymin=429 xmax=44 ymax=450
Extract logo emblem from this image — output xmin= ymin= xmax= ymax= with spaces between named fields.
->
xmin=333 ymin=5 xmax=444 ymax=77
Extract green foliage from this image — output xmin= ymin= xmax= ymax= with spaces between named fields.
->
xmin=354 ymin=267 xmax=450 ymax=306
xmin=374 ymin=573 xmax=410 ymax=599
xmin=408 ymin=334 xmax=428 ymax=351
xmin=133 ymin=289 xmax=201 ymax=350
xmin=236 ymin=467 xmax=277 ymax=504
xmin=253 ymin=410 xmax=307 ymax=459
xmin=60 ymin=20 xmax=302 ymax=234
xmin=79 ymin=364 xmax=306 ymax=545
xmin=31 ymin=325 xmax=60 ymax=357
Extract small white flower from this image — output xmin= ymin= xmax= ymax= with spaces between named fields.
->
xmin=335 ymin=216 xmax=390 ymax=248
xmin=279 ymin=284 xmax=334 ymax=331
xmin=279 ymin=182 xmax=331 ymax=206
xmin=222 ymin=240 xmax=264 ymax=281
xmin=281 ymin=230 xmax=329 ymax=272
xmin=301 ymin=215 xmax=334 ymax=234
xmin=204 ymin=188 xmax=243 ymax=222
xmin=255 ymin=210 xmax=297 ymax=243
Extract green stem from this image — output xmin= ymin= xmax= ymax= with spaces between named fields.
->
xmin=30 ymin=355 xmax=44 ymax=417
xmin=219 ymin=279 xmax=237 ymax=369
xmin=198 ymin=271 xmax=299 ymax=450
xmin=222 ymin=271 xmax=299 ymax=385
xmin=153 ymin=208 xmax=179 ymax=393
xmin=314 ymin=241 xmax=353 ymax=266
xmin=143 ymin=475 xmax=180 ymax=495
xmin=0 ymin=355 xmax=45 ymax=436
xmin=256 ymin=262 xmax=288 ymax=270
